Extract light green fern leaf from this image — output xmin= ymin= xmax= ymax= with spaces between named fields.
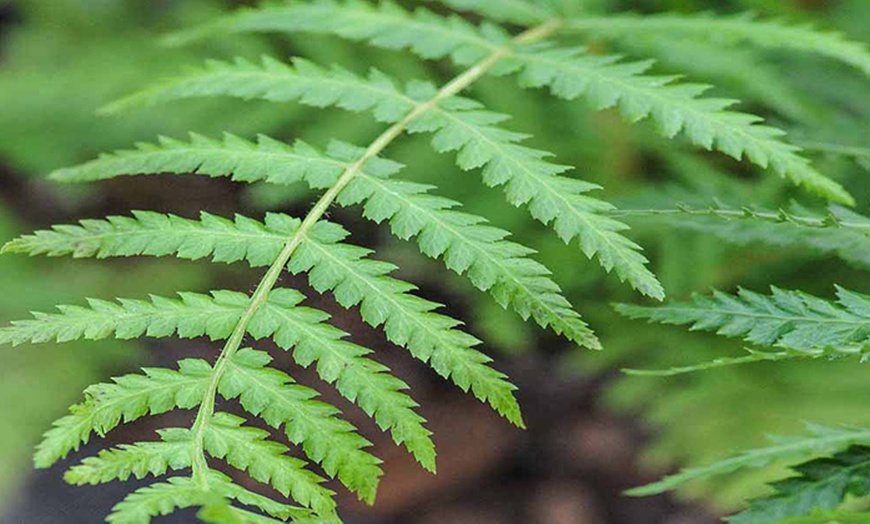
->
xmin=616 ymin=286 xmax=870 ymax=353
xmin=34 ymin=359 xmax=212 ymax=468
xmin=64 ymin=429 xmax=194 ymax=485
xmin=45 ymin=138 xmax=595 ymax=347
xmin=68 ymin=416 xmax=336 ymax=517
xmin=102 ymin=56 xmax=661 ymax=299
xmin=4 ymin=211 xmax=526 ymax=424
xmin=0 ymin=286 xmax=429 ymax=486
xmin=0 ymin=291 xmax=247 ymax=345
xmin=565 ymin=12 xmax=870 ymax=75
xmin=170 ymin=0 xmax=851 ymax=204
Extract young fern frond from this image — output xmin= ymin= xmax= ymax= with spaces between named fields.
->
xmin=628 ymin=424 xmax=870 ymax=496
xmin=102 ymin=57 xmax=663 ymax=300
xmin=617 ymin=286 xmax=870 ymax=354
xmin=613 ymin=204 xmax=870 ymax=269
xmin=170 ymin=0 xmax=853 ymax=204
xmin=564 ymin=12 xmax=870 ymax=75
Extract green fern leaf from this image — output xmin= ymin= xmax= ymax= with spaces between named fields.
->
xmin=220 ymin=348 xmax=383 ymax=503
xmin=730 ymin=446 xmax=870 ymax=524
xmin=616 ymin=286 xmax=870 ymax=353
xmin=0 ymin=291 xmax=247 ymax=345
xmin=565 ymin=12 xmax=870 ymax=75
xmin=45 ymin=137 xmax=596 ymax=346
xmin=628 ymin=424 xmax=870 ymax=496
xmin=100 ymin=56 xmax=661 ymax=299
xmin=170 ymin=0 xmax=851 ymax=204
xmin=64 ymin=429 xmax=194 ymax=485
xmin=35 ymin=359 xmax=211 ymax=468
xmin=4 ymin=211 xmax=524 ymax=426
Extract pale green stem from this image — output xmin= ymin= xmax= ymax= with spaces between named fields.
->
xmin=188 ymin=19 xmax=563 ymax=488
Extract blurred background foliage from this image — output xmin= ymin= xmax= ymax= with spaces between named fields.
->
xmin=0 ymin=0 xmax=867 ymax=521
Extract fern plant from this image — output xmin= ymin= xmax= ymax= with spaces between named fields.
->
xmin=2 ymin=0 xmax=868 ymax=522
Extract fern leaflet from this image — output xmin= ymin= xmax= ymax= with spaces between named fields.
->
xmin=565 ymin=12 xmax=870 ymax=75
xmin=103 ymin=58 xmax=662 ymax=299
xmin=616 ymin=286 xmax=870 ymax=354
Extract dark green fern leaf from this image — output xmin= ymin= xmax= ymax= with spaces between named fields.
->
xmin=730 ymin=446 xmax=870 ymax=524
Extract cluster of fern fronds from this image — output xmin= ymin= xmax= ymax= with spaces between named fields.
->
xmin=1 ymin=1 xmax=868 ymax=522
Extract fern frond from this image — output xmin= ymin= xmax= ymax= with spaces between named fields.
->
xmin=102 ymin=56 xmax=662 ymax=299
xmin=170 ymin=1 xmax=851 ymax=204
xmin=613 ymin=204 xmax=870 ymax=269
xmin=220 ymin=348 xmax=383 ymax=502
xmin=4 ymin=212 xmax=528 ymax=423
xmin=628 ymin=424 xmax=870 ymax=496
xmin=565 ymin=12 xmax=870 ymax=75
xmin=509 ymin=46 xmax=852 ymax=204
xmin=730 ymin=446 xmax=870 ymax=524
xmin=35 ymin=359 xmax=212 ymax=468
xmin=616 ymin=286 xmax=870 ymax=353
xmin=45 ymin=138 xmax=597 ymax=346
